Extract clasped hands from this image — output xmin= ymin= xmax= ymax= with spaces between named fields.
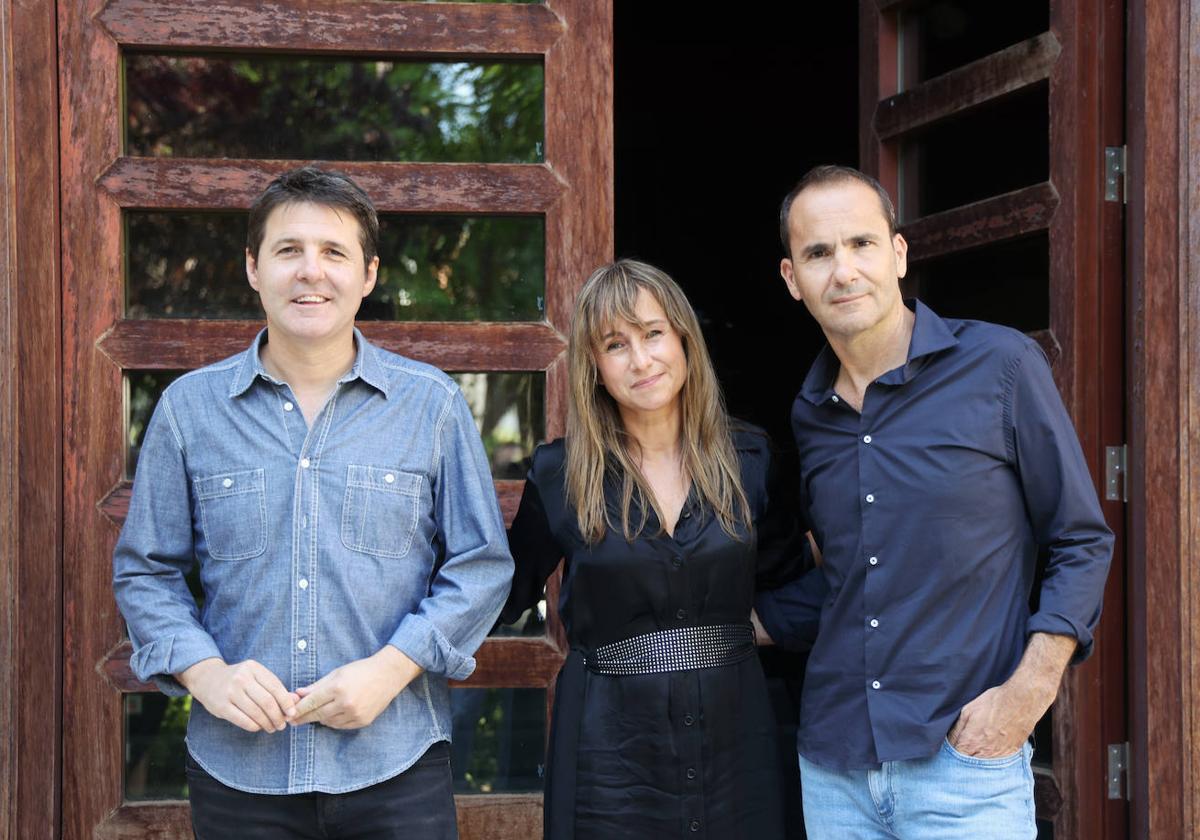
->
xmin=178 ymin=646 xmax=422 ymax=734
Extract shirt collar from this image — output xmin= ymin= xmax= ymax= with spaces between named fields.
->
xmin=228 ymin=327 xmax=391 ymax=399
xmin=799 ymin=299 xmax=959 ymax=405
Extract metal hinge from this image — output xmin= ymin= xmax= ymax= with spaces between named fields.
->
xmin=1107 ymin=742 xmax=1131 ymax=799
xmin=1105 ymin=146 xmax=1127 ymax=203
xmin=1105 ymin=445 xmax=1127 ymax=502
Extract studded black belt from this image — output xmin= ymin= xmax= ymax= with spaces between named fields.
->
xmin=585 ymin=623 xmax=756 ymax=676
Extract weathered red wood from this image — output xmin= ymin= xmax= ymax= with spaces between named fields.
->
xmin=98 ymin=0 xmax=563 ymax=56
xmin=899 ymin=182 xmax=1059 ymax=264
xmin=876 ymin=32 xmax=1061 ymax=140
xmin=94 ymin=796 xmax=543 ymax=840
xmin=542 ymin=0 xmax=613 ymax=336
xmin=859 ymin=0 xmax=899 ymax=198
xmin=456 ymin=795 xmax=543 ymax=840
xmin=104 ymin=635 xmax=563 ymax=693
xmin=1 ymin=1 xmax=63 ymax=837
xmin=101 ymin=479 xmax=524 ymax=530
xmin=98 ymin=320 xmax=567 ymax=372
xmin=1047 ymin=2 xmax=1131 ymax=838
xmin=1034 ymin=766 xmax=1065 ymax=820
xmin=1027 ymin=329 xmax=1062 ymax=370
xmin=99 ymin=158 xmax=564 ymax=215
xmin=59 ymin=1 xmax=127 ymax=838
xmin=1127 ymin=0 xmax=1195 ymax=837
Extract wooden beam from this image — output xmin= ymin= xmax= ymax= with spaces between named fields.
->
xmin=100 ymin=479 xmax=525 ymax=530
xmin=0 ymin=1 xmax=62 ymax=838
xmin=876 ymin=32 xmax=1060 ymax=139
xmin=102 ymin=634 xmax=562 ymax=694
xmin=900 ymin=182 xmax=1059 ymax=263
xmin=99 ymin=158 xmax=564 ymax=215
xmin=97 ymin=0 xmax=563 ymax=57
xmin=95 ymin=796 xmax=544 ymax=840
xmin=97 ymin=320 xmax=567 ymax=372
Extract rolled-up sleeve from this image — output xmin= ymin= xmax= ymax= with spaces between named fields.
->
xmin=1009 ymin=342 xmax=1114 ymax=662
xmin=387 ymin=388 xmax=514 ymax=680
xmin=112 ymin=395 xmax=222 ymax=696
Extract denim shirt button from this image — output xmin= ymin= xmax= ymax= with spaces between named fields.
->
xmin=222 ymin=478 xmax=233 ymax=488
xmin=283 ymin=402 xmax=294 ymax=412
xmin=296 ymin=639 xmax=307 ymax=651
xmin=298 ymin=579 xmax=308 ymax=590
xmin=300 ymin=458 xmax=311 ymax=469
xmin=384 ymin=473 xmax=395 ymax=483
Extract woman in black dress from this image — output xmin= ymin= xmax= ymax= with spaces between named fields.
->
xmin=502 ymin=259 xmax=798 ymax=839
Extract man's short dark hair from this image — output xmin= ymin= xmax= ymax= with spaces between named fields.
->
xmin=247 ymin=166 xmax=380 ymax=267
xmin=778 ymin=165 xmax=898 ymax=257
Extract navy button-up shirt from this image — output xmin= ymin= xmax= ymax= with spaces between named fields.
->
xmin=756 ymin=301 xmax=1113 ymax=770
xmin=113 ymin=330 xmax=513 ymax=793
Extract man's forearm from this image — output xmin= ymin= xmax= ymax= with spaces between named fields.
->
xmin=1007 ymin=631 xmax=1077 ymax=707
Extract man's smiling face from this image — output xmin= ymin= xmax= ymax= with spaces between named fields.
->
xmin=246 ymin=201 xmax=379 ymax=350
xmin=779 ymin=180 xmax=908 ymax=342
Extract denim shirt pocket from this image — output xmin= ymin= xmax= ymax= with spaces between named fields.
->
xmin=340 ymin=465 xmax=423 ymax=558
xmin=193 ymin=468 xmax=267 ymax=561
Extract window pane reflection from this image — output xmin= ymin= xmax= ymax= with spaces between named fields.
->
xmin=126 ymin=371 xmax=543 ymax=480
xmin=126 ymin=55 xmax=543 ymax=163
xmin=451 ymin=688 xmax=545 ymax=794
xmin=126 ymin=212 xmax=545 ymax=322
xmin=125 ymin=693 xmax=190 ymax=801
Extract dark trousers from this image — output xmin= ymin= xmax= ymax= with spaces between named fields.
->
xmin=187 ymin=742 xmax=459 ymax=840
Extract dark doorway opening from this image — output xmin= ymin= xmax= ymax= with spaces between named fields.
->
xmin=614 ymin=6 xmax=859 ymax=837
xmin=614 ymin=3 xmax=858 ymax=449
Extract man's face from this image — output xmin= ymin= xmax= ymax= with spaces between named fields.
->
xmin=779 ymin=181 xmax=908 ymax=342
xmin=246 ymin=201 xmax=379 ymax=349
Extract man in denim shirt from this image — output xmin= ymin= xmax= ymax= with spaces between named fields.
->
xmin=113 ymin=167 xmax=513 ymax=839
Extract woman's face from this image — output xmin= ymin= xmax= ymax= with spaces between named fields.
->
xmin=593 ymin=288 xmax=688 ymax=421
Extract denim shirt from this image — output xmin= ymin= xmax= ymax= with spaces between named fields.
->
xmin=756 ymin=301 xmax=1113 ymax=770
xmin=113 ymin=329 xmax=514 ymax=794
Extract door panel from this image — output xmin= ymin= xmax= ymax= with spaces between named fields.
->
xmin=59 ymin=2 xmax=612 ymax=837
xmin=859 ymin=1 xmax=1127 ymax=838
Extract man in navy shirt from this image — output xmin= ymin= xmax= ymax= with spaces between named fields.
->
xmin=756 ymin=165 xmax=1113 ymax=838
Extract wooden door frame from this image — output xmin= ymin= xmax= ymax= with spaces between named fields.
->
xmin=0 ymin=1 xmax=62 ymax=839
xmin=1125 ymin=0 xmax=1200 ymax=837
xmin=860 ymin=1 xmax=1128 ymax=836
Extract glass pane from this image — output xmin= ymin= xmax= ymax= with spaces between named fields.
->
xmin=899 ymin=1 xmax=1049 ymax=88
xmin=126 ymin=55 xmax=543 ymax=163
xmin=126 ymin=371 xmax=543 ymax=479
xmin=125 ymin=692 xmax=190 ymax=801
xmin=126 ymin=212 xmax=545 ymax=322
xmin=899 ymin=81 xmax=1048 ymax=220
xmin=126 ymin=688 xmax=548 ymax=800
xmin=450 ymin=688 xmax=545 ymax=794
xmin=902 ymin=233 xmax=1049 ymax=333
xmin=450 ymin=372 xmax=545 ymax=480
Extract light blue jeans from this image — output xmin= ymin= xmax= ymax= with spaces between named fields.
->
xmin=798 ymin=740 xmax=1036 ymax=839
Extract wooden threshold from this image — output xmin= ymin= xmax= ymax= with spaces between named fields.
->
xmin=96 ymin=795 xmax=542 ymax=840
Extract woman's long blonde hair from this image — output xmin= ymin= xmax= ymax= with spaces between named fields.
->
xmin=565 ymin=259 xmax=752 ymax=544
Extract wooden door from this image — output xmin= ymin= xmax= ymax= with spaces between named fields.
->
xmin=58 ymin=2 xmax=611 ymax=838
xmin=859 ymin=1 xmax=1128 ymax=838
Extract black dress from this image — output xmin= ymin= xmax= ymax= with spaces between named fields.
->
xmin=502 ymin=426 xmax=802 ymax=840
